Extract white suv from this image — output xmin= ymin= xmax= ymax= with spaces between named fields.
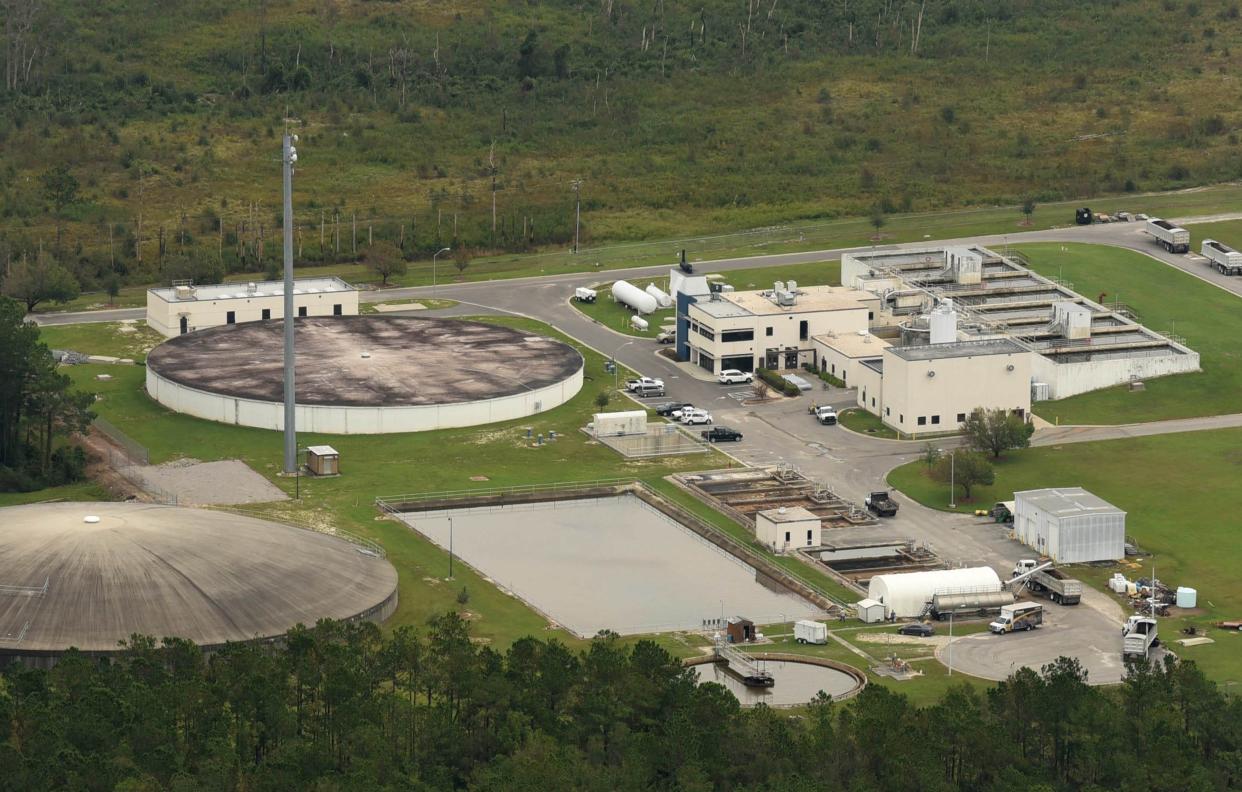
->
xmin=680 ymin=410 xmax=713 ymax=425
xmin=718 ymin=369 xmax=753 ymax=384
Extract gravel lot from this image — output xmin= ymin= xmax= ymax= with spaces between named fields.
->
xmin=120 ymin=459 xmax=288 ymax=506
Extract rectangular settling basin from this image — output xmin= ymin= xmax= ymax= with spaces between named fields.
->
xmin=398 ymin=494 xmax=821 ymax=637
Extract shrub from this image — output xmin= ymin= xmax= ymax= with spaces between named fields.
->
xmin=755 ymin=367 xmax=800 ymax=397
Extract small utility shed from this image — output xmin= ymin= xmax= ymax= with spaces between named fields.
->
xmin=306 ymin=445 xmax=340 ymax=476
xmin=755 ymin=506 xmax=821 ymax=552
xmin=1013 ymin=487 xmax=1126 ymax=563
xmin=856 ymin=598 xmax=885 ymax=624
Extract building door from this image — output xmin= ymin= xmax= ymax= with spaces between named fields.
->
xmin=765 ymin=350 xmax=780 ymax=369
xmin=298 ymin=306 xmax=308 ymax=317
xmin=262 ymin=308 xmax=271 ymax=320
xmin=179 ymin=316 xmax=188 ymax=335
xmin=333 ymin=304 xmax=343 ymax=316
xmin=784 ymin=350 xmax=798 ymax=369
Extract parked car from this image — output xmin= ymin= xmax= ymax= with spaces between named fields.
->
xmin=625 ymin=377 xmax=664 ymax=392
xmin=701 ymin=426 xmax=742 ymax=442
xmin=681 ymin=410 xmax=713 ymax=425
xmin=656 ymin=331 xmax=674 ymax=344
xmin=632 ymin=382 xmax=665 ymax=397
xmin=897 ymin=623 xmax=935 ymax=637
xmin=655 ymin=402 xmax=692 ymax=417
xmin=718 ymin=369 xmax=754 ymax=384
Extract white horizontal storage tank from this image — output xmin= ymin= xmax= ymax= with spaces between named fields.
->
xmin=592 ymin=410 xmax=647 ymax=437
xmin=867 ymin=567 xmax=1002 ymax=618
xmin=612 ymin=280 xmax=659 ymax=314
xmin=645 ymin=282 xmax=672 ymax=308
xmin=630 ymin=315 xmax=649 ymax=331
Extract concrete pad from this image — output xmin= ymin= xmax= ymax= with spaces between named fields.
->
xmin=373 ymin=302 xmax=425 ymax=312
xmin=1178 ymin=636 xmax=1215 ymax=647
xmin=86 ymin=355 xmax=119 ymax=364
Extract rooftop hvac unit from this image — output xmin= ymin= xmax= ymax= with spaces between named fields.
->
xmin=247 ymin=282 xmax=258 ymax=294
xmin=174 ymin=285 xmax=197 ymax=300
xmin=774 ymin=280 xmax=785 ymax=294
xmin=786 ymin=279 xmax=798 ymax=293
xmin=1031 ymin=382 xmax=1050 ymax=401
xmin=777 ymin=290 xmax=796 ymax=306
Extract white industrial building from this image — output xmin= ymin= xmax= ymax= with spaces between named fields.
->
xmin=755 ymin=507 xmax=821 ymax=552
xmin=867 ymin=567 xmax=1003 ymax=618
xmin=677 ymin=279 xmax=879 ymax=375
xmin=146 ymin=277 xmax=359 ymax=337
xmin=839 ymin=245 xmax=1199 ymax=400
xmin=1014 ymin=487 xmax=1126 ymax=563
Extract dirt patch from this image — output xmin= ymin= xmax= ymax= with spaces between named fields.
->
xmin=119 ymin=459 xmax=289 ymax=506
xmin=853 ymin=631 xmax=952 ymax=648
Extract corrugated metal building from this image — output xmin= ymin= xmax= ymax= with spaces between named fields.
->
xmin=1013 ymin=487 xmax=1126 ymax=563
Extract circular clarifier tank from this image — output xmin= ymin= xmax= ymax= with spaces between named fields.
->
xmin=688 ymin=654 xmax=865 ymax=707
xmin=145 ymin=315 xmax=584 ymax=434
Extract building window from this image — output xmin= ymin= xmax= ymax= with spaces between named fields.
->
xmin=899 ymin=414 xmax=904 ymax=424
xmin=885 ymin=407 xmax=891 ymax=416
xmin=298 ymin=306 xmax=308 ymax=317
xmin=868 ymin=311 xmax=874 ymax=320
xmin=831 ymin=364 xmax=836 ymax=374
xmin=799 ymin=320 xmax=808 ymax=340
xmin=784 ymin=531 xmax=790 ymax=543
xmin=806 ymin=529 xmax=813 ymax=545
xmin=695 ymin=325 xmax=715 ymax=341
xmin=957 ymin=413 xmax=966 ymax=423
xmin=765 ymin=327 xmax=774 ymax=337
xmin=931 ymin=415 xmax=940 ymax=425
xmin=333 ymin=304 xmax=343 ymax=316
xmin=917 ymin=416 xmax=927 ymax=426
xmin=261 ymin=308 xmax=271 ymax=320
xmin=226 ymin=311 xmax=236 ymax=325
xmin=722 ymin=329 xmax=753 ymax=343
xmin=871 ymin=397 xmax=876 ymax=407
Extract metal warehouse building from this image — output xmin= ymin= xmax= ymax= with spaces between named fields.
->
xmin=1014 ymin=487 xmax=1126 ymax=563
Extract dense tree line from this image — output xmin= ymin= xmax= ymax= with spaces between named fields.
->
xmin=1 ymin=615 xmax=1238 ymax=791
xmin=0 ymin=296 xmax=92 ymax=490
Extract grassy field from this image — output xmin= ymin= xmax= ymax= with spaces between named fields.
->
xmin=837 ymin=408 xmax=900 ymax=440
xmin=571 ymin=259 xmax=842 ymax=337
xmin=888 ymin=431 xmax=1242 ymax=688
xmin=359 ymin=297 xmax=459 ymax=315
xmin=38 ymin=321 xmax=166 ymax=361
xmin=1016 ymin=242 xmax=1242 ymax=424
xmin=0 ymin=481 xmax=110 ymax=508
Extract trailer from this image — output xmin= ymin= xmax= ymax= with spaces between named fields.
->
xmin=1145 ymin=217 xmax=1190 ymax=254
xmin=930 ymin=588 xmax=1014 ymax=621
xmin=1201 ymin=239 xmax=1242 ymax=275
xmin=794 ymin=620 xmax=828 ymax=645
xmin=989 ymin=602 xmax=1044 ymax=634
xmin=1122 ymin=615 xmax=1159 ymax=659
xmin=1011 ymin=560 xmax=1083 ymax=605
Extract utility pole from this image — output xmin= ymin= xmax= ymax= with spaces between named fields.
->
xmin=281 ymin=132 xmax=299 ymax=475
xmin=949 ymin=449 xmax=956 ymax=509
xmin=571 ymin=178 xmax=583 ymax=253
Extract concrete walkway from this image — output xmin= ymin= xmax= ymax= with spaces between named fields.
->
xmin=1032 ymin=412 xmax=1242 ymax=447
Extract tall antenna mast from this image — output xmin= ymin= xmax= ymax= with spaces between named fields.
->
xmin=281 ymin=122 xmax=300 ymax=474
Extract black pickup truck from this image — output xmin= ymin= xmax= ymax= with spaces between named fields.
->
xmin=701 ymin=426 xmax=743 ymax=443
xmin=865 ymin=491 xmax=899 ymax=517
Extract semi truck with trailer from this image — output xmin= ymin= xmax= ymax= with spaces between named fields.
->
xmin=1145 ymin=218 xmax=1190 ymax=253
xmin=989 ymin=602 xmax=1044 ymax=634
xmin=1012 ymin=560 xmax=1083 ymax=605
xmin=1201 ymin=239 xmax=1242 ymax=275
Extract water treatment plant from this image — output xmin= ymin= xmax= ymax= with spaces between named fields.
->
xmin=145 ymin=315 xmax=584 ymax=434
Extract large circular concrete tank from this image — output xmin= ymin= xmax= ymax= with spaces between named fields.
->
xmin=613 ymin=280 xmax=659 ymax=314
xmin=645 ymin=283 xmax=672 ymax=308
xmin=867 ymin=566 xmax=1002 ymax=618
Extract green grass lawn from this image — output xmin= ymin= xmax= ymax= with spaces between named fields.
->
xmin=0 ymin=481 xmax=110 ymax=507
xmin=837 ymin=408 xmax=900 ymax=440
xmin=888 ymin=430 xmax=1242 ymax=689
xmin=38 ymin=321 xmax=166 ymax=361
xmin=1016 ymin=242 xmax=1242 ymax=424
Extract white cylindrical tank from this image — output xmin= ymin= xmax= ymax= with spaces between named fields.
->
xmin=867 ymin=567 xmax=1002 ymax=618
xmin=1176 ymin=587 xmax=1197 ymax=608
xmin=929 ymin=299 xmax=958 ymax=345
xmin=645 ymin=283 xmax=672 ymax=308
xmin=630 ymin=315 xmax=649 ymax=331
xmin=612 ymin=280 xmax=658 ymax=314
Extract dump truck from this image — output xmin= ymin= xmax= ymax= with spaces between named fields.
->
xmin=1145 ymin=217 xmax=1190 ymax=253
xmin=989 ymin=602 xmax=1044 ymax=634
xmin=865 ymin=491 xmax=898 ymax=517
xmin=1201 ymin=239 xmax=1242 ymax=275
xmin=1123 ymin=615 xmax=1159 ymax=659
xmin=1011 ymin=560 xmax=1083 ymax=605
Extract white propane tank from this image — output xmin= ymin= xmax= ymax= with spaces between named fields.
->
xmin=1176 ymin=587 xmax=1197 ymax=608
xmin=630 ymin=315 xmax=650 ymax=331
xmin=645 ymin=282 xmax=673 ymax=308
xmin=612 ymin=280 xmax=659 ymax=314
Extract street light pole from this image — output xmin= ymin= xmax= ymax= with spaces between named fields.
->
xmin=948 ymin=611 xmax=954 ymax=675
xmin=571 ymin=179 xmax=582 ymax=254
xmin=448 ymin=515 xmax=454 ymax=580
xmin=613 ymin=339 xmax=635 ymax=390
xmin=949 ymin=449 xmax=956 ymax=509
xmin=281 ymin=132 xmax=299 ymax=475
xmin=432 ymin=246 xmax=451 ymax=296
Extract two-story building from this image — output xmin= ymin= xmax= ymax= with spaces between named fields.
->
xmin=679 ymin=281 xmax=879 ymax=375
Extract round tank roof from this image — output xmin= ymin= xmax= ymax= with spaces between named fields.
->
xmin=0 ymin=502 xmax=398 ymax=657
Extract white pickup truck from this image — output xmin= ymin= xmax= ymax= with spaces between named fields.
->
xmin=625 ymin=377 xmax=664 ymax=393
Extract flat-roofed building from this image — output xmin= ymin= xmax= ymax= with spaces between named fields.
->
xmin=812 ymin=330 xmax=891 ymax=387
xmin=681 ymin=283 xmax=879 ymax=375
xmin=147 ymin=277 xmax=359 ymax=337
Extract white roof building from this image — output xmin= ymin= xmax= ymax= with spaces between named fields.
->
xmin=146 ymin=277 xmax=359 ymax=337
xmin=755 ymin=507 xmax=821 ymax=553
xmin=867 ymin=566 xmax=1002 ymax=618
xmin=1014 ymin=487 xmax=1126 ymax=563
